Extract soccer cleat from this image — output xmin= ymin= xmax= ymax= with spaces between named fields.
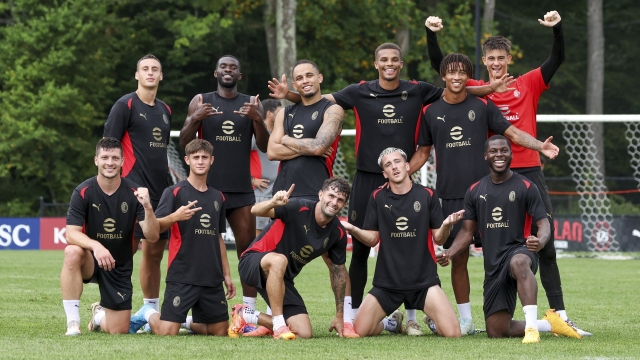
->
xmin=227 ymin=304 xmax=247 ymax=338
xmin=388 ymin=310 xmax=404 ymax=334
xmin=137 ymin=323 xmax=152 ymax=334
xmin=522 ymin=327 xmax=540 ymax=344
xmin=342 ymin=322 xmax=360 ymax=338
xmin=542 ymin=309 xmax=581 ymax=339
xmin=423 ymin=315 xmax=438 ymax=334
xmin=243 ymin=325 xmax=273 ymax=337
xmin=88 ymin=302 xmax=103 ymax=332
xmin=459 ymin=318 xmax=476 ymax=335
xmin=272 ymin=325 xmax=296 ymax=340
xmin=65 ymin=320 xmax=81 ymax=336
xmin=566 ymin=319 xmax=593 ymax=337
xmin=129 ymin=304 xmax=152 ymax=334
xmin=405 ymin=320 xmax=424 ymax=336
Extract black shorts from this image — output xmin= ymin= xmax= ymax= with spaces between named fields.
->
xmin=513 ymin=167 xmax=555 ymax=233
xmin=368 ymin=282 xmax=441 ymax=316
xmin=483 ymin=247 xmax=539 ymax=319
xmin=348 ymin=170 xmax=387 ymax=228
xmin=135 ymin=198 xmax=169 ymax=241
xmin=238 ymin=252 xmax=308 ymax=320
xmin=441 ymin=198 xmax=481 ymax=248
xmin=84 ymin=256 xmax=133 ymax=311
xmin=223 ymin=192 xmax=256 ymax=214
xmin=160 ymin=282 xmax=229 ymax=324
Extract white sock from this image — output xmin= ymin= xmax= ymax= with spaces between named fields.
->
xmin=457 ymin=302 xmax=472 ymax=320
xmin=63 ymin=300 xmax=81 ymax=325
xmin=181 ymin=316 xmax=193 ymax=330
xmin=93 ymin=310 xmax=106 ymax=327
xmin=352 ymin=307 xmax=359 ymax=321
xmin=537 ymin=320 xmax=552 ymax=332
xmin=143 ymin=308 xmax=159 ymax=322
xmin=522 ymin=305 xmax=538 ymax=330
xmin=556 ymin=310 xmax=568 ymax=321
xmin=343 ymin=296 xmax=353 ymax=323
xmin=272 ymin=315 xmax=286 ymax=330
xmin=405 ymin=309 xmax=417 ymax=323
xmin=266 ymin=306 xmax=272 ymax=316
xmin=243 ymin=307 xmax=261 ymax=325
xmin=143 ymin=298 xmax=160 ymax=312
xmin=382 ymin=317 xmax=398 ymax=332
xmin=243 ymin=296 xmax=257 ymax=310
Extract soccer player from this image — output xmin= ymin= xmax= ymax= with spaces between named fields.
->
xmin=340 ymin=148 xmax=464 ymax=338
xmin=61 ymin=137 xmax=159 ymax=335
xmin=425 ymin=12 xmax=590 ymax=335
xmin=228 ymin=178 xmax=351 ymax=340
xmin=129 ymin=139 xmax=236 ymax=336
xmin=179 ymin=55 xmax=270 ymax=313
xmin=103 ymin=54 xmax=172 ymax=312
xmin=414 ymin=53 xmax=558 ymax=334
xmin=268 ymin=43 xmax=511 ymax=336
xmin=438 ymin=135 xmax=581 ymax=343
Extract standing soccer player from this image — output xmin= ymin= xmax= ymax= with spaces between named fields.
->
xmin=426 ymin=12 xmax=590 ymax=335
xmin=228 ymin=178 xmax=351 ymax=340
xmin=439 ymin=135 xmax=581 ymax=343
xmin=103 ymin=54 xmax=172 ymax=313
xmin=268 ymin=44 xmax=509 ymax=335
xmin=179 ymin=55 xmax=270 ymax=313
xmin=129 ymin=139 xmax=236 ymax=336
xmin=61 ymin=138 xmax=159 ymax=335
xmin=341 ymin=148 xmax=464 ymax=338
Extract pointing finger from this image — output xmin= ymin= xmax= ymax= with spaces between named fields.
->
xmin=286 ymin=184 xmax=295 ymax=197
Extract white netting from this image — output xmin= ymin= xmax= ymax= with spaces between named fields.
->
xmin=562 ymin=122 xmax=619 ymax=251
xmin=167 ymin=140 xmax=187 ymax=184
xmin=625 ymin=122 xmax=640 ymax=191
xmin=332 ymin=142 xmax=351 ymax=216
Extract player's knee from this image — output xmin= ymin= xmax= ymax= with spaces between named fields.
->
xmin=294 ymin=327 xmax=313 ymax=339
xmin=486 ymin=325 xmax=508 ymax=339
xmin=509 ymin=255 xmax=531 ymax=276
xmin=104 ymin=323 xmax=130 ymax=335
xmin=142 ymin=240 xmax=166 ymax=262
xmin=263 ymin=253 xmax=288 ymax=272
xmin=63 ymin=245 xmax=85 ymax=266
xmin=441 ymin=325 xmax=462 ymax=338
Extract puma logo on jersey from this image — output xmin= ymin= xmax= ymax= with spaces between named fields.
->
xmin=288 ymin=113 xmax=295 ymax=118
xmin=117 ymin=292 xmax=126 ymax=300
xmin=212 ymin=106 xmax=220 ymax=113
xmin=140 ymin=113 xmax=147 ymax=121
xmin=479 ymin=194 xmax=487 ymax=201
xmin=437 ymin=115 xmax=446 ymax=122
xmin=370 ymin=93 xmax=377 ymax=98
xmin=384 ymin=204 xmax=392 ymax=211
xmin=547 ymin=213 xmax=553 ymax=218
xmin=92 ymin=204 xmax=101 ymax=211
xmin=303 ymin=225 xmax=310 ymax=234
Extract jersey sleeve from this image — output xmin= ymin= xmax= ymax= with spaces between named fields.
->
xmin=218 ymin=194 xmax=227 ymax=233
xmin=273 ymin=199 xmax=297 ymax=223
xmin=155 ymin=187 xmax=175 ymax=219
xmin=519 ymin=68 xmax=549 ymax=99
xmin=462 ymin=187 xmax=477 ymax=222
xmin=526 ymin=183 xmax=548 ymax=222
xmin=486 ymin=99 xmax=512 ymax=134
xmin=428 ymin=190 xmax=444 ymax=229
xmin=103 ymin=100 xmax=130 ymax=140
xmin=327 ymin=225 xmax=347 ymax=265
xmin=66 ymin=188 xmax=87 ymax=227
xmin=418 ymin=109 xmax=434 ymax=146
xmin=134 ymin=191 xmax=146 ymax=222
xmin=419 ymin=81 xmax=444 ymax=105
xmin=362 ymin=194 xmax=379 ymax=231
xmin=332 ymin=84 xmax=359 ymax=110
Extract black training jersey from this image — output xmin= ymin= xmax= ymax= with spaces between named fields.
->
xmin=464 ymin=173 xmax=547 ymax=279
xmin=243 ymin=199 xmax=347 ymax=281
xmin=332 ymin=80 xmax=443 ymax=173
xmin=363 ymin=184 xmax=444 ymax=291
xmin=155 ymin=180 xmax=227 ymax=287
xmin=66 ymin=176 xmax=146 ymax=278
xmin=418 ymin=96 xmax=512 ymax=199
xmin=103 ymin=92 xmax=172 ymax=202
xmin=198 ymin=92 xmax=253 ymax=193
xmin=272 ymin=98 xmax=338 ymax=198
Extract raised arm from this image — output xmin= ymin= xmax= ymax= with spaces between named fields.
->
xmin=267 ymin=108 xmax=300 ymax=161
xmin=538 ymin=11 xmax=565 ymax=85
xmin=433 ymin=210 xmax=465 ymax=245
xmin=134 ymin=187 xmax=160 ymax=243
xmin=425 ymin=16 xmax=445 ymax=74
xmin=251 ymin=184 xmax=294 ymax=218
xmin=503 ymin=125 xmax=559 ymax=159
xmin=179 ymin=94 xmax=221 ymax=148
xmin=280 ymin=104 xmax=344 ymax=157
xmin=268 ymin=74 xmax=336 ymax=104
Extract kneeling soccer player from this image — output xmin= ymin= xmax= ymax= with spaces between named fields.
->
xmin=129 ymin=139 xmax=236 ymax=335
xmin=439 ymin=135 xmax=581 ymax=343
xmin=61 ymin=137 xmax=160 ymax=335
xmin=228 ymin=178 xmax=351 ymax=339
xmin=341 ymin=147 xmax=464 ymax=338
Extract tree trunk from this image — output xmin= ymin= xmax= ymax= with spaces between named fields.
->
xmin=276 ymin=0 xmax=297 ymax=91
xmin=587 ymin=0 xmax=605 ymax=175
xmin=395 ymin=26 xmax=409 ymax=79
xmin=264 ymin=0 xmax=278 ymax=79
xmin=482 ymin=0 xmax=495 ymax=34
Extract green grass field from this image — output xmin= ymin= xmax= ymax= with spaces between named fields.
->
xmin=1 ymin=250 xmax=639 ymax=359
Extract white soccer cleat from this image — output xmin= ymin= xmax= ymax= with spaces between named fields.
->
xmin=405 ymin=320 xmax=424 ymax=336
xmin=66 ymin=320 xmax=81 ymax=336
xmin=459 ymin=318 xmax=476 ymax=335
xmin=388 ymin=310 xmax=404 ymax=334
xmin=88 ymin=302 xmax=103 ymax=332
xmin=566 ymin=319 xmax=592 ymax=337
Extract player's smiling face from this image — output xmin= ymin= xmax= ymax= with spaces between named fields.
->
xmin=185 ymin=150 xmax=213 ymax=176
xmin=380 ymin=152 xmax=409 ymax=183
xmin=215 ymin=57 xmax=241 ymax=88
xmin=483 ymin=49 xmax=512 ymax=80
xmin=95 ymin=147 xmax=123 ymax=180
xmin=318 ymin=187 xmax=347 ymax=218
xmin=375 ymin=49 xmax=403 ymax=82
xmin=292 ymin=63 xmax=323 ymax=98
xmin=135 ymin=59 xmax=163 ymax=89
xmin=485 ymin=139 xmax=512 ymax=173
xmin=442 ymin=63 xmax=469 ymax=94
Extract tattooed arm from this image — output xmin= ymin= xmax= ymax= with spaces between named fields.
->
xmin=280 ymin=104 xmax=344 ymax=157
xmin=328 ymin=262 xmax=347 ymax=337
xmin=503 ymin=125 xmax=559 ymax=160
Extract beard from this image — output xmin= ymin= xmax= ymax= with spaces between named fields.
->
xmin=217 ymin=75 xmax=238 ymax=89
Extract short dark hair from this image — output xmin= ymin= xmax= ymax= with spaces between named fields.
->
xmin=374 ymin=43 xmax=402 ymax=61
xmin=439 ymin=53 xmax=473 ymax=77
xmin=482 ymin=36 xmax=511 ymax=55
xmin=262 ymin=99 xmax=281 ymax=114
xmin=484 ymin=134 xmax=511 ymax=152
xmin=216 ymin=55 xmax=241 ymax=71
xmin=137 ymin=54 xmax=161 ymax=71
xmin=291 ymin=60 xmax=319 ymax=77
xmin=96 ymin=137 xmax=122 ymax=156
xmin=321 ymin=177 xmax=351 ymax=201
xmin=185 ymin=139 xmax=214 ymax=156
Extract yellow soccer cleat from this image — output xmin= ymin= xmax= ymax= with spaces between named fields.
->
xmin=273 ymin=325 xmax=296 ymax=340
xmin=543 ymin=309 xmax=582 ymax=339
xmin=522 ymin=327 xmax=540 ymax=344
